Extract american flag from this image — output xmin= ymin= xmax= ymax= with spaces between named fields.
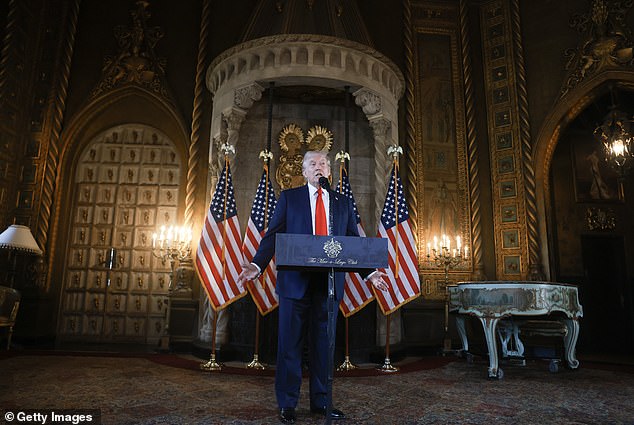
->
xmin=336 ymin=167 xmax=375 ymax=317
xmin=242 ymin=167 xmax=278 ymax=315
xmin=375 ymin=163 xmax=420 ymax=314
xmin=196 ymin=163 xmax=246 ymax=311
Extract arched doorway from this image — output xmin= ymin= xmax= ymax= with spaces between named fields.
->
xmin=547 ymin=86 xmax=634 ymax=355
xmin=57 ymin=124 xmax=184 ymax=345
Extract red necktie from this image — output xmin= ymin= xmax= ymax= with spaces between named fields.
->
xmin=315 ymin=188 xmax=327 ymax=235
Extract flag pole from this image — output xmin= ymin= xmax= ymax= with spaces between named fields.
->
xmin=201 ymin=143 xmax=235 ymax=372
xmin=246 ymin=84 xmax=274 ymax=369
xmin=337 ymin=88 xmax=357 ymax=371
xmin=379 ymin=145 xmax=403 ymax=373
xmin=378 ymin=313 xmax=398 ymax=372
xmin=247 ymin=151 xmax=273 ymax=369
xmin=336 ymin=158 xmax=357 ymax=371
xmin=246 ymin=305 xmax=265 ymax=369
xmin=392 ymin=158 xmax=400 ymax=276
xmin=337 ymin=311 xmax=357 ymax=371
xmin=220 ymin=155 xmax=230 ymax=280
xmin=200 ymin=306 xmax=223 ymax=371
xmin=335 ymin=152 xmax=357 ymax=372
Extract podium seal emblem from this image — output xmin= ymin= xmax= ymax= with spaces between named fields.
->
xmin=323 ymin=238 xmax=342 ymax=258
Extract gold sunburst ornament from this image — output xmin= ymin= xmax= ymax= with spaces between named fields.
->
xmin=276 ymin=124 xmax=334 ymax=190
xmin=277 ymin=124 xmax=305 ymax=190
xmin=306 ymin=125 xmax=333 ymax=152
xmin=278 ymin=124 xmax=304 ymax=154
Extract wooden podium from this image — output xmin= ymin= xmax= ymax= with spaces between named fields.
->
xmin=275 ymin=233 xmax=388 ymax=424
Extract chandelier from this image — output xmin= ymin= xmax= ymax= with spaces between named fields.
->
xmin=593 ymin=92 xmax=634 ymax=179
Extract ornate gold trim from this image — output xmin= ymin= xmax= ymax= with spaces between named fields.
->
xmin=480 ymin=0 xmax=531 ymax=279
xmin=410 ymin=1 xmax=471 ymax=300
xmin=276 ymin=124 xmax=334 ymax=190
xmin=278 ymin=124 xmax=304 ymax=153
xmin=305 ymin=125 xmax=333 ymax=152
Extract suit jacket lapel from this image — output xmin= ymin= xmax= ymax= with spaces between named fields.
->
xmin=299 ymin=185 xmax=312 ymax=233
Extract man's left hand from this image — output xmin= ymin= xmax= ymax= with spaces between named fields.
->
xmin=367 ymin=271 xmax=389 ymax=292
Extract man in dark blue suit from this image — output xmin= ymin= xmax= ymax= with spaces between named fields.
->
xmin=238 ymin=151 xmax=387 ymax=424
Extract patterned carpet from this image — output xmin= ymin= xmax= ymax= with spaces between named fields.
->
xmin=1 ymin=351 xmax=633 ymax=425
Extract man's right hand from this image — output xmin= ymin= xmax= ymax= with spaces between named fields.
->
xmin=237 ymin=262 xmax=260 ymax=289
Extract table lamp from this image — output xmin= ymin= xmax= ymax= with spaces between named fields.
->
xmin=0 ymin=225 xmax=43 ymax=288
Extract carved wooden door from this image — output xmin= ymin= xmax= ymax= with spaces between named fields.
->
xmin=59 ymin=125 xmax=181 ymax=344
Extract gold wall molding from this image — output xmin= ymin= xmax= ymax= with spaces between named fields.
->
xmin=411 ymin=0 xmax=471 ymax=299
xmin=480 ymin=0 xmax=543 ymax=280
xmin=36 ymin=0 xmax=81 ymax=273
xmin=184 ymin=0 xmax=211 ymax=232
xmin=403 ymin=0 xmax=418 ymax=247
xmin=509 ymin=0 xmax=544 ymax=280
xmin=0 ymin=0 xmax=22 ymax=228
xmin=459 ymin=0 xmax=485 ymax=281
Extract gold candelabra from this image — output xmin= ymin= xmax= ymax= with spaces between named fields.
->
xmin=426 ymin=234 xmax=468 ymax=355
xmin=152 ymin=225 xmax=192 ymax=350
xmin=152 ymin=225 xmax=193 ymax=287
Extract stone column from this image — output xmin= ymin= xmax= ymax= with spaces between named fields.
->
xmin=354 ymin=88 xmax=402 ymax=346
xmin=199 ymin=83 xmax=263 ymax=347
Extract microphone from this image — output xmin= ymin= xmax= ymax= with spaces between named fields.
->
xmin=318 ymin=176 xmax=333 ymax=236
xmin=318 ymin=176 xmax=331 ymax=191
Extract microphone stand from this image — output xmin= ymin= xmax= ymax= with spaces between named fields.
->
xmin=321 ymin=177 xmax=335 ymax=425
xmin=326 ymin=265 xmax=335 ymax=425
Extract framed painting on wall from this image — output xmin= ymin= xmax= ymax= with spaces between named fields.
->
xmin=571 ymin=138 xmax=623 ymax=202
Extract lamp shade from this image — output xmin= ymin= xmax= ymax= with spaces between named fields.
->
xmin=0 ymin=225 xmax=43 ymax=255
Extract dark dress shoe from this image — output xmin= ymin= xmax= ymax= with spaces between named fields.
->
xmin=279 ymin=407 xmax=296 ymax=424
xmin=310 ymin=406 xmax=346 ymax=420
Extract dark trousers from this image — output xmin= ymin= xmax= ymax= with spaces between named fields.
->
xmin=275 ymin=274 xmax=337 ymax=409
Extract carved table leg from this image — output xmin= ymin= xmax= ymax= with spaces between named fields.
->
xmin=455 ymin=315 xmax=469 ymax=352
xmin=480 ymin=316 xmax=501 ymax=378
xmin=562 ymin=318 xmax=580 ymax=369
xmin=497 ymin=321 xmax=525 ymax=358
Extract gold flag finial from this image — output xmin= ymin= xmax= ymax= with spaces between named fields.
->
xmin=335 ymin=151 xmax=350 ymax=163
xmin=387 ymin=145 xmax=403 ymax=158
xmin=259 ymin=149 xmax=273 ymax=163
xmin=220 ymin=143 xmax=236 ymax=157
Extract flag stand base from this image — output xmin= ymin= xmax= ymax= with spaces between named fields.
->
xmin=337 ymin=355 xmax=357 ymax=371
xmin=246 ymin=354 xmax=266 ymax=369
xmin=377 ymin=357 xmax=399 ymax=373
xmin=440 ymin=337 xmax=463 ymax=357
xmin=200 ymin=353 xmax=223 ymax=371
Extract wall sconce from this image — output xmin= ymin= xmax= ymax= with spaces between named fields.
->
xmin=0 ymin=225 xmax=43 ymax=288
xmin=593 ymin=90 xmax=634 ymax=180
